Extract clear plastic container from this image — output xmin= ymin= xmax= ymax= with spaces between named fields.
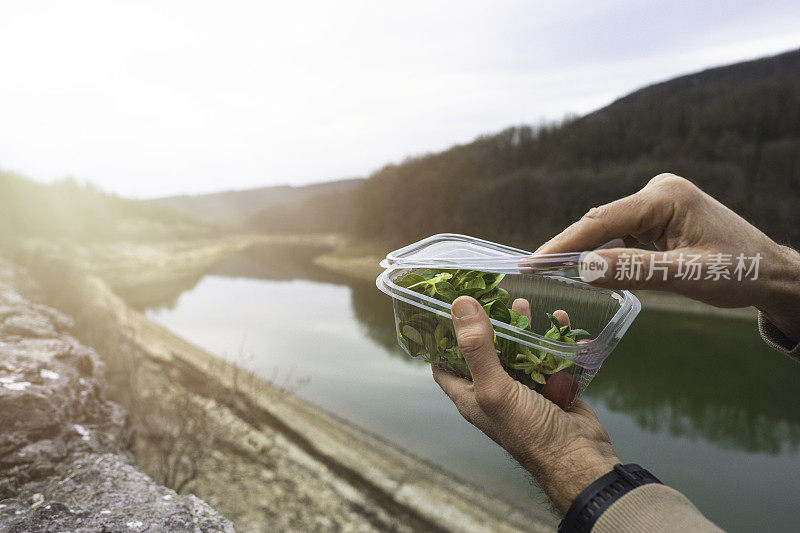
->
xmin=376 ymin=234 xmax=641 ymax=409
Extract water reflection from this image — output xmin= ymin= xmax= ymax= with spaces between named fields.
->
xmin=215 ymin=244 xmax=414 ymax=361
xmin=157 ymin=242 xmax=800 ymax=456
xmin=587 ymin=311 xmax=800 ymax=454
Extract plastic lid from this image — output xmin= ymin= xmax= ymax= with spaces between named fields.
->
xmin=380 ymin=233 xmax=623 ymax=279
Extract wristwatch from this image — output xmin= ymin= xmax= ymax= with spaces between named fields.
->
xmin=558 ymin=463 xmax=662 ymax=533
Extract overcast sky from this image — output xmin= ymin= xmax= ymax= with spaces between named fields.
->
xmin=1 ymin=1 xmax=798 ymax=198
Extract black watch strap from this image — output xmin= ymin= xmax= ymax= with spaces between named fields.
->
xmin=558 ymin=463 xmax=662 ymax=533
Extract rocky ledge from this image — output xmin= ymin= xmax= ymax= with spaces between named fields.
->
xmin=0 ymin=260 xmax=233 ymax=532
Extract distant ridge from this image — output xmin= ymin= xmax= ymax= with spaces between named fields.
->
xmin=345 ymin=47 xmax=800 ymax=249
xmin=609 ymin=47 xmax=800 ymax=108
xmin=155 ymin=47 xmax=800 ymax=248
xmin=152 ymin=178 xmax=363 ymax=228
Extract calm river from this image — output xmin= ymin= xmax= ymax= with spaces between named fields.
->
xmin=145 ymin=243 xmax=800 ymax=532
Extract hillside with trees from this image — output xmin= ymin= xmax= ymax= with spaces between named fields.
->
xmin=0 ymin=172 xmax=212 ymax=244
xmin=246 ymin=48 xmax=800 ymax=250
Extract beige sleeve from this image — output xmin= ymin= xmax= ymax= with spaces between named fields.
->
xmin=758 ymin=311 xmax=800 ymax=362
xmin=592 ymin=484 xmax=724 ymax=533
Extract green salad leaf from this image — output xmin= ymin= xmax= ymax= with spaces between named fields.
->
xmin=395 ymin=268 xmax=590 ymax=392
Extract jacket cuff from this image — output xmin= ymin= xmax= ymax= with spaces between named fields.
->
xmin=592 ymin=484 xmax=723 ymax=533
xmin=758 ymin=311 xmax=800 ymax=362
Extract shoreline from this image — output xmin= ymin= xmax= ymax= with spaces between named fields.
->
xmin=14 ymin=239 xmax=555 ymax=532
xmin=9 ymin=233 xmax=756 ymax=530
xmin=112 ymin=274 xmax=556 ymax=532
xmin=86 ymin=231 xmax=756 ymax=323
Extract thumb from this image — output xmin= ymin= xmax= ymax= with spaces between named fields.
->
xmin=579 ymin=248 xmax=688 ymax=290
xmin=451 ymin=296 xmax=513 ymax=389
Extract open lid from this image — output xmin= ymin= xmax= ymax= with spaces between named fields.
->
xmin=380 ymin=233 xmax=623 ymax=279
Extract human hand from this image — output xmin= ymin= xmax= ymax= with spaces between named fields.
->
xmin=432 ymin=296 xmax=619 ymax=514
xmin=536 ymin=173 xmax=800 ymax=343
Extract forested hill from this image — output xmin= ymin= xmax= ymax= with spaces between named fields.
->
xmin=248 ymin=47 xmax=800 ymax=250
xmin=611 ymin=48 xmax=800 ymax=107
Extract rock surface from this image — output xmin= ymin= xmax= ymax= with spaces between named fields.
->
xmin=0 ymin=259 xmax=234 ymax=532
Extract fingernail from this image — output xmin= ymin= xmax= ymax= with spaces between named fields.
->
xmin=534 ymin=238 xmax=554 ymax=254
xmin=452 ymin=297 xmax=479 ymax=319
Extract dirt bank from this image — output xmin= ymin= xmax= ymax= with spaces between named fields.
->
xmin=69 ymin=233 xmax=344 ymax=309
xmin=12 ymin=240 xmax=555 ymax=532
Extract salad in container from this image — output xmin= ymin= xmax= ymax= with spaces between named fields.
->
xmin=376 ymin=234 xmax=641 ymax=409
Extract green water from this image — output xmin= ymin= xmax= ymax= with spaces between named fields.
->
xmin=146 ymin=244 xmax=800 ymax=532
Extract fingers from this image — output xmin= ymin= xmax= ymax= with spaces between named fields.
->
xmin=431 ymin=364 xmax=471 ymax=400
xmin=569 ymin=399 xmax=599 ymax=419
xmin=513 ymin=301 xmax=567 ymax=330
xmin=552 ymin=309 xmax=569 ymax=327
xmin=632 ymin=227 xmax=665 ymax=245
xmin=512 ymin=298 xmax=531 ymax=325
xmin=535 ymin=174 xmax=681 ymax=254
xmin=451 ymin=296 xmax=514 ymax=390
xmin=432 ymin=365 xmax=492 ymax=430
xmin=568 ymin=400 xmax=615 ymax=445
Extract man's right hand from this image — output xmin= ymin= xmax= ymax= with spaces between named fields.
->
xmin=535 ymin=173 xmax=800 ymax=343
